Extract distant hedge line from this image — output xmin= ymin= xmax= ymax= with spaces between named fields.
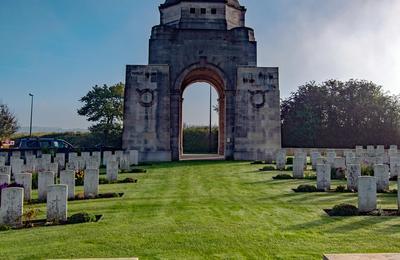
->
xmin=183 ymin=126 xmax=219 ymax=154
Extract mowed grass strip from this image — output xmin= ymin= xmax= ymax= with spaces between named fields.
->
xmin=0 ymin=161 xmax=400 ymax=259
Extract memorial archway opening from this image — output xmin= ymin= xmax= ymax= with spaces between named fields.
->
xmin=178 ymin=67 xmax=226 ymax=159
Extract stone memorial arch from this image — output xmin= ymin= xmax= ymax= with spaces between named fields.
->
xmin=123 ymin=0 xmax=281 ymax=162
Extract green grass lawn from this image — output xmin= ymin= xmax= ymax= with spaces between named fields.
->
xmin=1 ymin=161 xmax=400 ymax=259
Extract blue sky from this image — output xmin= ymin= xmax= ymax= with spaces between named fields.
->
xmin=1 ymin=0 xmax=399 ymax=129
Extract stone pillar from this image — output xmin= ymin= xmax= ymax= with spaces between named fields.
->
xmin=0 ymin=187 xmax=24 ymax=227
xmin=358 ymin=176 xmax=377 ymax=213
xmin=316 ymin=164 xmax=331 ymax=191
xmin=38 ymin=171 xmax=55 ymax=201
xmin=347 ymin=164 xmax=361 ymax=191
xmin=293 ymin=156 xmax=304 ymax=179
xmin=14 ymin=173 xmax=32 ymax=201
xmin=60 ymin=170 xmax=75 ymax=199
xmin=374 ymin=164 xmax=389 ymax=192
xmin=275 ymin=150 xmax=286 ymax=171
xmin=84 ymin=169 xmax=99 ymax=198
xmin=0 ymin=174 xmax=10 ymax=185
xmin=47 ymin=185 xmax=68 ymax=222
xmin=106 ymin=161 xmax=119 ymax=182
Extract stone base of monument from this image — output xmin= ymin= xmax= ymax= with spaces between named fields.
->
xmin=323 ymin=253 xmax=400 ymax=259
xmin=324 ymin=208 xmax=400 ymax=217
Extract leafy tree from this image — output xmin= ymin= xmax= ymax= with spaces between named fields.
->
xmin=78 ymin=83 xmax=124 ymax=147
xmin=0 ymin=103 xmax=18 ymax=140
xmin=281 ymin=80 xmax=400 ymax=148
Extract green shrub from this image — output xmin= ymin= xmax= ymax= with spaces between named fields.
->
xmin=259 ymin=166 xmax=276 ymax=171
xmin=331 ymin=167 xmax=346 ymax=180
xmin=335 ymin=185 xmax=346 ymax=192
xmin=0 ymin=225 xmax=11 ymax=232
xmin=330 ymin=204 xmax=358 ymax=216
xmin=183 ymin=126 xmax=218 ymax=154
xmin=361 ymin=165 xmax=374 ymax=176
xmin=75 ymin=170 xmax=84 ymax=186
xmin=99 ymin=177 xmax=110 ymax=184
xmin=119 ymin=178 xmax=137 ymax=183
xmin=294 ymin=185 xmax=318 ymax=192
xmin=251 ymin=161 xmax=264 ymax=165
xmin=32 ymin=173 xmax=38 ymax=189
xmin=273 ymin=174 xmax=293 ymax=180
xmin=286 ymin=157 xmax=293 ymax=165
xmin=68 ymin=213 xmax=96 ymax=224
xmin=285 ymin=166 xmax=293 ymax=171
xmin=131 ymin=168 xmax=147 ymax=173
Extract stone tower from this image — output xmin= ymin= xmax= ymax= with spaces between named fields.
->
xmin=123 ymin=0 xmax=281 ymax=162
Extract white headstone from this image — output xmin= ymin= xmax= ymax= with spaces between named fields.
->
xmin=41 ymin=154 xmax=52 ymax=164
xmin=390 ymin=156 xmax=400 ymax=177
xmin=14 ymin=173 xmax=32 ymax=201
xmin=60 ymin=170 xmax=75 ymax=199
xmin=84 ymin=169 xmax=99 ymax=198
xmin=115 ymin=150 xmax=124 ymax=161
xmin=11 ymin=151 xmax=21 ymax=158
xmin=48 ymin=163 xmax=59 ymax=175
xmin=11 ymin=158 xmax=23 ymax=176
xmin=355 ymin=146 xmax=364 ymax=157
xmin=68 ymin=152 xmax=78 ymax=162
xmin=0 ymin=166 xmax=11 ymax=176
xmin=374 ymin=164 xmax=390 ymax=192
xmin=86 ymin=157 xmax=100 ymax=170
xmin=128 ymin=150 xmax=139 ymax=166
xmin=367 ymin=145 xmax=375 ymax=157
xmin=47 ymin=184 xmax=68 ymax=222
xmin=333 ymin=157 xmax=346 ymax=169
xmin=38 ymin=171 xmax=55 ymax=201
xmin=316 ymin=164 xmax=331 ymax=191
xmin=25 ymin=155 xmax=37 ymax=172
xmin=54 ymin=153 xmax=66 ymax=168
xmin=0 ymin=174 xmax=10 ymax=185
xmin=92 ymin=151 xmax=101 ymax=162
xmin=0 ymin=156 xmax=5 ymax=166
xmin=275 ymin=150 xmax=286 ymax=171
xmin=347 ymin=164 xmax=361 ymax=191
xmin=106 ymin=161 xmax=119 ymax=182
xmin=376 ymin=145 xmax=385 ymax=156
xmin=103 ymin=151 xmax=112 ymax=165
xmin=358 ymin=176 xmax=377 ymax=213
xmin=119 ymin=154 xmax=130 ymax=171
xmin=310 ymin=151 xmax=321 ymax=170
xmin=293 ymin=156 xmax=304 ymax=179
xmin=326 ymin=151 xmax=336 ymax=167
xmin=0 ymin=187 xmax=24 ymax=227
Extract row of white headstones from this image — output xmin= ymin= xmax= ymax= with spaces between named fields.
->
xmin=0 ymin=150 xmax=139 ymax=228
xmin=275 ymin=146 xmax=400 ymax=213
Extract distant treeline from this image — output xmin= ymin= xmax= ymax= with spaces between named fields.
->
xmin=282 ymin=80 xmax=400 ymax=148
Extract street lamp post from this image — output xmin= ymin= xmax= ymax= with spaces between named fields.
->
xmin=29 ymin=93 xmax=34 ymax=137
xmin=209 ymin=85 xmax=212 ymax=153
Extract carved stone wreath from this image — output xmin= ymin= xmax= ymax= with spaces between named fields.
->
xmin=136 ymin=88 xmax=156 ymax=107
xmin=248 ymin=90 xmax=268 ymax=109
